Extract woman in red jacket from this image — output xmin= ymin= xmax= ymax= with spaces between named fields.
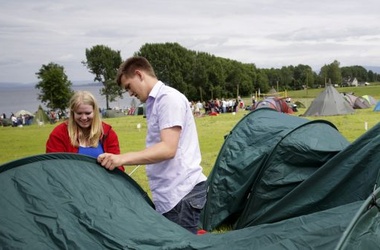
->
xmin=46 ymin=90 xmax=124 ymax=171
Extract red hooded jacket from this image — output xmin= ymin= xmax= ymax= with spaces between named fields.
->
xmin=46 ymin=121 xmax=124 ymax=171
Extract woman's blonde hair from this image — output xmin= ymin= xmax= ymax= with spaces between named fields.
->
xmin=68 ymin=91 xmax=103 ymax=147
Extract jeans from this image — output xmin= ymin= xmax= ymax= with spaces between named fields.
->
xmin=163 ymin=181 xmax=207 ymax=234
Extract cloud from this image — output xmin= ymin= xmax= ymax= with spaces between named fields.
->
xmin=0 ymin=0 xmax=379 ymax=83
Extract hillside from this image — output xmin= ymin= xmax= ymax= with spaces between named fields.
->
xmin=286 ymin=84 xmax=380 ymax=100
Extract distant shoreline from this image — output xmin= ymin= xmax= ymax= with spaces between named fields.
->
xmin=0 ymin=84 xmax=138 ymax=116
xmin=0 ymin=81 xmax=102 ymax=89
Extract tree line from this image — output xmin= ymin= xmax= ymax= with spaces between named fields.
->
xmin=35 ymin=43 xmax=380 ymax=111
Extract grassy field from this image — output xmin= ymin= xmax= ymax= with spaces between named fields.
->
xmin=1 ymin=85 xmax=380 ymax=194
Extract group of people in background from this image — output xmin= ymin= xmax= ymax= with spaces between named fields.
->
xmin=190 ymin=97 xmax=245 ymax=117
xmin=48 ymin=110 xmax=64 ymax=124
xmin=0 ymin=112 xmax=34 ymax=127
xmin=0 ymin=109 xmax=68 ymax=127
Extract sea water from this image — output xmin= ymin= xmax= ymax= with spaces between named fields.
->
xmin=0 ymin=84 xmax=138 ymax=117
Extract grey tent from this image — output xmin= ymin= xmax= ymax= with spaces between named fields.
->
xmin=303 ymin=85 xmax=355 ymax=116
xmin=267 ymin=87 xmax=279 ymax=97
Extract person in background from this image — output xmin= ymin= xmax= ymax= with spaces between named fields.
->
xmin=11 ymin=114 xmax=17 ymax=127
xmin=46 ymin=91 xmax=124 ymax=172
xmin=97 ymin=56 xmax=207 ymax=234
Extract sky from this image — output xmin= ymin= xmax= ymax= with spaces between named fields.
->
xmin=1 ymin=0 xmax=379 ymax=84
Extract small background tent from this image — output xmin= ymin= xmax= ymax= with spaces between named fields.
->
xmin=134 ymin=103 xmax=146 ymax=115
xmin=294 ymin=100 xmax=305 ymax=108
xmin=267 ymin=87 xmax=279 ymax=97
xmin=14 ymin=109 xmax=34 ymax=117
xmin=303 ymin=84 xmax=355 ymax=116
xmin=362 ymin=95 xmax=377 ymax=106
xmin=342 ymin=93 xmax=371 ymax=109
xmin=374 ymin=101 xmax=380 ymax=112
xmin=14 ymin=109 xmax=35 ymax=125
xmin=254 ymin=97 xmax=294 ymax=113
xmin=33 ymin=105 xmax=49 ymax=125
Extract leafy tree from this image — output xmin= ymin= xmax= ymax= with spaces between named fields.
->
xmin=319 ymin=60 xmax=342 ymax=85
xmin=192 ymin=52 xmax=210 ymax=101
xmin=211 ymin=57 xmax=229 ymax=98
xmin=255 ymin=70 xmax=270 ymax=95
xmin=313 ymin=71 xmax=323 ymax=88
xmin=279 ymin=66 xmax=294 ymax=89
xmin=137 ymin=42 xmax=196 ymax=96
xmin=237 ymin=63 xmax=256 ymax=97
xmin=82 ymin=45 xmax=123 ymax=109
xmin=225 ymin=60 xmax=243 ymax=98
xmin=264 ymin=68 xmax=281 ymax=91
xmin=330 ymin=60 xmax=342 ymax=85
xmin=341 ymin=65 xmax=368 ymax=82
xmin=368 ymin=70 xmax=375 ymax=82
xmin=35 ymin=62 xmax=74 ymax=111
xmin=293 ymin=64 xmax=314 ymax=89
xmin=133 ymin=42 xmax=380 ymax=100
xmin=319 ymin=64 xmax=329 ymax=86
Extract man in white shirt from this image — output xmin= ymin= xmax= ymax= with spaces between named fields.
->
xmin=98 ymin=56 xmax=207 ymax=234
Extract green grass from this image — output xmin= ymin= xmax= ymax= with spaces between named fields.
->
xmin=0 ymin=112 xmax=247 ymax=193
xmin=1 ymin=85 xmax=380 ymax=194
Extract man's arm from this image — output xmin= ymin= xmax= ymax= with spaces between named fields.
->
xmin=97 ymin=126 xmax=181 ymax=170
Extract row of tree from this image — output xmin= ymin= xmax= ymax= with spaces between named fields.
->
xmin=35 ymin=43 xmax=380 ymax=111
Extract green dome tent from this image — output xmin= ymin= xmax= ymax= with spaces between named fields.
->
xmin=235 ymin=115 xmax=380 ymax=229
xmin=201 ymin=108 xmax=350 ymax=231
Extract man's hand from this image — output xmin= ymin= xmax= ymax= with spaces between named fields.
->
xmin=97 ymin=153 xmax=123 ymax=171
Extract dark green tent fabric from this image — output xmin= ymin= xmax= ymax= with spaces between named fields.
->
xmin=201 ymin=108 xmax=349 ymax=231
xmin=238 ymin=121 xmax=380 ymax=228
xmin=211 ymin=201 xmax=363 ymax=249
xmin=0 ymin=154 xmax=188 ymax=249
xmin=235 ymin=120 xmax=350 ymax=228
xmin=335 ymin=186 xmax=380 ymax=250
xmin=1 ymin=153 xmax=379 ymax=249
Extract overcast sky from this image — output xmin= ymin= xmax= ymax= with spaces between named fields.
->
xmin=1 ymin=0 xmax=379 ymax=84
